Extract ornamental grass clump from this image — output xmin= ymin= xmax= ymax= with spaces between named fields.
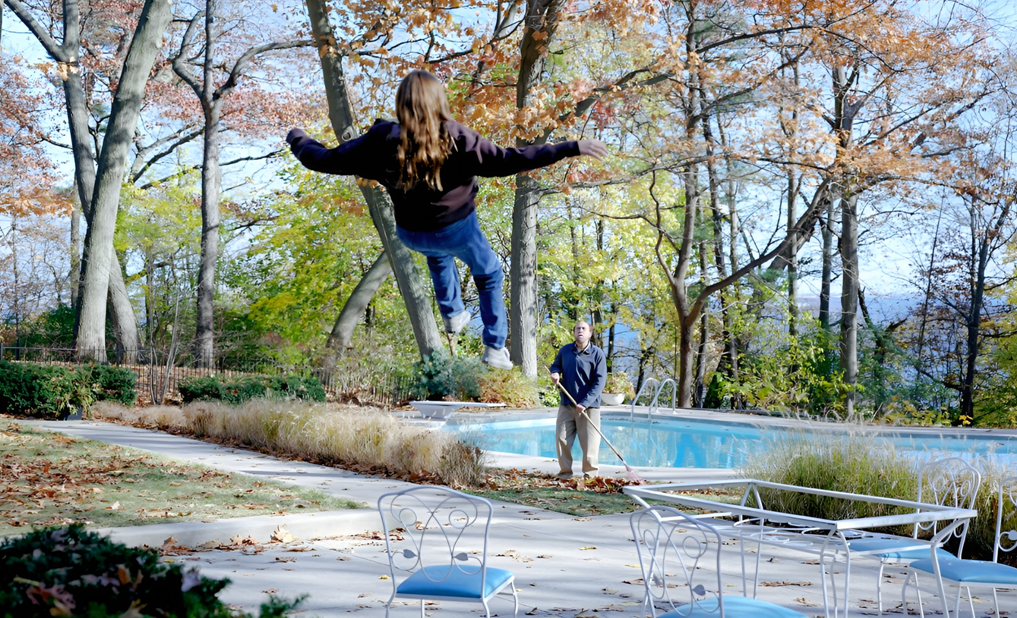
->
xmin=95 ymin=400 xmax=489 ymax=487
xmin=743 ymin=430 xmax=920 ymax=535
xmin=744 ymin=431 xmax=1017 ymax=564
xmin=966 ymin=460 xmax=1017 ymax=566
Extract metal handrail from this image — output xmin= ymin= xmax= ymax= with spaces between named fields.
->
xmin=629 ymin=377 xmax=678 ymax=421
xmin=650 ymin=378 xmax=678 ymax=415
xmin=629 ymin=377 xmax=660 ymax=421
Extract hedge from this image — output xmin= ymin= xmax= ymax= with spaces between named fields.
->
xmin=178 ymin=373 xmax=326 ymax=405
xmin=0 ymin=361 xmax=137 ymax=417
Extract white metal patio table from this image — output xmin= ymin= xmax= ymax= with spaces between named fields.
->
xmin=623 ymin=479 xmax=978 ymax=618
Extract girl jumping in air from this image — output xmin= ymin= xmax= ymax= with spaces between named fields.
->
xmin=287 ymin=70 xmax=607 ymax=369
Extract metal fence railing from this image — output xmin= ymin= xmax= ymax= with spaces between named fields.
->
xmin=0 ymin=345 xmax=415 ymax=408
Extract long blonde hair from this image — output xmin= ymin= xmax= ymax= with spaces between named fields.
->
xmin=396 ymin=70 xmax=454 ymax=191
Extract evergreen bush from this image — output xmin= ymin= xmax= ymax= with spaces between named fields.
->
xmin=0 ymin=362 xmax=93 ymax=417
xmin=0 ymin=362 xmax=137 ymax=417
xmin=81 ymin=364 xmax=137 ymax=406
xmin=409 ymin=350 xmax=482 ymax=401
xmin=0 ymin=524 xmax=301 ymax=617
xmin=178 ymin=374 xmax=326 ymax=405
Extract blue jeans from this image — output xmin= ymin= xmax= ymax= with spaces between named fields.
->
xmin=396 ymin=212 xmax=507 ymax=349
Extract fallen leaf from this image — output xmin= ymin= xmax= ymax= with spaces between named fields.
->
xmin=271 ymin=525 xmax=296 ymax=544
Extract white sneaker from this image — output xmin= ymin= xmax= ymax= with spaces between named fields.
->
xmin=443 ymin=310 xmax=471 ymax=335
xmin=481 ymin=346 xmax=513 ymax=370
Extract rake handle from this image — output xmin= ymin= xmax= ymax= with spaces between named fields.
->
xmin=550 ymin=370 xmax=627 ymax=464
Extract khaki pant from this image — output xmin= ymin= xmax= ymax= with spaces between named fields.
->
xmin=555 ymin=404 xmax=600 ymax=477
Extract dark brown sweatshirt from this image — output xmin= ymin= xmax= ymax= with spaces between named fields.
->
xmin=288 ymin=119 xmax=581 ymax=232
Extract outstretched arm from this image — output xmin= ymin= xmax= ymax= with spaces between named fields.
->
xmin=286 ymin=128 xmax=375 ymax=177
xmin=469 ymin=134 xmax=608 ymax=178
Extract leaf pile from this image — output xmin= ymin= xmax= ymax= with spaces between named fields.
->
xmin=467 ymin=468 xmax=646 ymax=517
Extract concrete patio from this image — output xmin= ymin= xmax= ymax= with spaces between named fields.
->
xmin=15 ymin=410 xmax=1014 ymax=617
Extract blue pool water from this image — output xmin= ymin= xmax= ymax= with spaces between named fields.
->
xmin=449 ymin=416 xmax=1017 ymax=469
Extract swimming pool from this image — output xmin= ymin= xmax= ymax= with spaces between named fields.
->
xmin=448 ymin=416 xmax=1017 ymax=469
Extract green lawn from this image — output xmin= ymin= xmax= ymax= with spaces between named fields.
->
xmin=0 ymin=420 xmax=360 ymax=536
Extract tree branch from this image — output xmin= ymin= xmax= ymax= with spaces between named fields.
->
xmin=215 ymin=39 xmax=315 ymax=101
xmin=3 ymin=0 xmax=66 ymax=61
xmin=170 ymin=10 xmax=206 ymax=100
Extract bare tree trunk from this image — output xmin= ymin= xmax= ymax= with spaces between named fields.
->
xmin=607 ymin=299 xmax=617 ymax=370
xmin=819 ymin=195 xmax=835 ymax=333
xmin=509 ymin=0 xmax=568 ymax=378
xmin=305 ymin=0 xmax=441 ymax=359
xmin=76 ymin=0 xmax=172 ymax=361
xmin=839 ymin=190 xmax=859 ymax=415
xmin=787 ymin=167 xmax=798 ymax=337
xmin=69 ymin=193 xmax=80 ymax=309
xmin=6 ymin=0 xmax=142 ymax=357
xmin=326 ymin=252 xmax=393 ymax=355
xmin=511 ymin=178 xmax=541 ymax=375
xmin=693 ymin=308 xmax=709 ymax=406
xmin=673 ymin=163 xmax=700 ymax=407
xmin=192 ymin=2 xmax=221 ymax=368
xmin=719 ymin=121 xmax=741 ymax=399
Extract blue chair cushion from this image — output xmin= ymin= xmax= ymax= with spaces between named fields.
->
xmin=397 ymin=565 xmax=513 ymax=599
xmin=910 ymin=558 xmax=1017 ymax=585
xmin=660 ymin=596 xmax=805 ymax=618
xmin=847 ymin=538 xmax=954 ymax=561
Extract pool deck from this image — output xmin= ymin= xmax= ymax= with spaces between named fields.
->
xmin=11 ymin=410 xmax=1017 ymax=617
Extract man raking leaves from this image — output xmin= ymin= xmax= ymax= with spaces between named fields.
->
xmin=549 ymin=322 xmax=643 ymax=483
xmin=287 ymin=70 xmax=607 ymax=369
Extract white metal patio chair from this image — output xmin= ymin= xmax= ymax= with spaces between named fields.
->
xmin=629 ymin=505 xmax=808 ymax=618
xmin=845 ymin=456 xmax=982 ymax=613
xmin=901 ymin=475 xmax=1017 ymax=618
xmin=377 ymin=486 xmax=518 ymax=618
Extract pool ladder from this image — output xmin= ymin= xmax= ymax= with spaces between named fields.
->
xmin=629 ymin=377 xmax=678 ymax=422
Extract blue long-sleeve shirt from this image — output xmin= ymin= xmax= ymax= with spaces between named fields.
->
xmin=550 ymin=343 xmax=607 ymax=408
xmin=289 ymin=119 xmax=581 ymax=232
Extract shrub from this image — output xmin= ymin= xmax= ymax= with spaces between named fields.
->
xmin=0 ymin=362 xmax=94 ymax=418
xmin=178 ymin=374 xmax=326 ymax=405
xmin=0 ymin=362 xmax=137 ymax=417
xmin=81 ymin=364 xmax=137 ymax=406
xmin=409 ymin=350 xmax=482 ymax=401
xmin=0 ymin=524 xmax=301 ymax=617
xmin=478 ymin=367 xmax=537 ymax=406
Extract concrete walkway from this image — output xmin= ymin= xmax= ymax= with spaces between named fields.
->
xmin=14 ymin=417 xmax=984 ymax=617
